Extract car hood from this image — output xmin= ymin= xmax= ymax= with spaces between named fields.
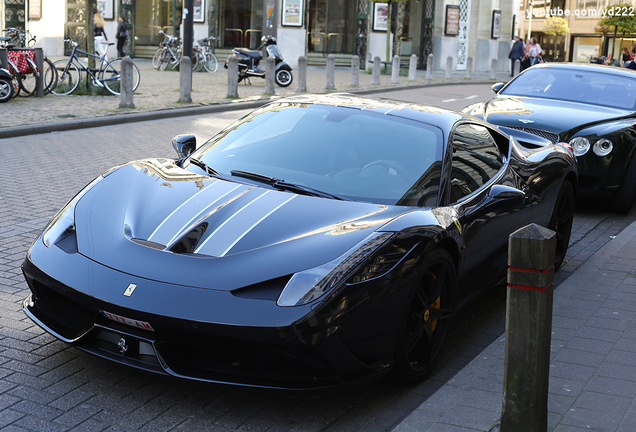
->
xmin=74 ymin=159 xmax=413 ymax=290
xmin=466 ymin=95 xmax=633 ymax=136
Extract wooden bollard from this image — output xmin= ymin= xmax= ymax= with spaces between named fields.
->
xmin=296 ymin=55 xmax=307 ymax=92
xmin=227 ymin=55 xmax=239 ymax=98
xmin=265 ymin=56 xmax=275 ymax=95
xmin=119 ymin=55 xmax=135 ymax=108
xmin=426 ymin=53 xmax=433 ymax=80
xmin=391 ymin=54 xmax=400 ymax=84
xmin=326 ymin=54 xmax=335 ymax=90
xmin=491 ymin=58 xmax=498 ymax=79
xmin=351 ymin=55 xmax=359 ymax=87
xmin=408 ymin=54 xmax=417 ymax=81
xmin=372 ymin=56 xmax=381 ymax=85
xmin=501 ymin=223 xmax=555 ymax=432
xmin=178 ymin=55 xmax=192 ymax=103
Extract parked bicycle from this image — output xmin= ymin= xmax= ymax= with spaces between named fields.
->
xmin=194 ymin=37 xmax=218 ymax=73
xmin=153 ymin=30 xmax=198 ymax=71
xmin=53 ymin=39 xmax=140 ymax=95
xmin=0 ymin=28 xmax=57 ymax=96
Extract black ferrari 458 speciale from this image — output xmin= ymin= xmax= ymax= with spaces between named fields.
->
xmin=22 ymin=94 xmax=576 ymax=391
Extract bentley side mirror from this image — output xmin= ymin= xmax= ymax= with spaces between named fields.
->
xmin=172 ymin=134 xmax=196 ymax=159
xmin=491 ymin=82 xmax=505 ymax=93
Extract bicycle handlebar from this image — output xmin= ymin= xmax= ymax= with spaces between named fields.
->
xmin=64 ymin=39 xmax=79 ymax=47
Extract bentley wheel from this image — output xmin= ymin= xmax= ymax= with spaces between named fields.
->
xmin=392 ymin=248 xmax=456 ymax=383
xmin=612 ymin=156 xmax=636 ymax=214
xmin=549 ymin=180 xmax=574 ymax=270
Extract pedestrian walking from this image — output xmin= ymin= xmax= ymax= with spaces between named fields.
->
xmin=509 ymin=36 xmax=524 ymax=76
xmin=529 ymin=37 xmax=542 ymax=66
xmin=94 ymin=13 xmax=109 ymax=61
xmin=116 ymin=15 xmax=128 ymax=58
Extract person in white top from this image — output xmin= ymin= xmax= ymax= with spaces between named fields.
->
xmin=529 ymin=36 xmax=542 ymax=66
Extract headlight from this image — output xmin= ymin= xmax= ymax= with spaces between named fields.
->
xmin=277 ymin=232 xmax=394 ymax=307
xmin=569 ymin=137 xmax=590 ymax=156
xmin=593 ymin=138 xmax=613 ymax=156
xmin=42 ymin=176 xmax=103 ymax=247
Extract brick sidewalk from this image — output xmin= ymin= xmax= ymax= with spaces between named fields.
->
xmin=2 ymin=58 xmax=509 ymax=129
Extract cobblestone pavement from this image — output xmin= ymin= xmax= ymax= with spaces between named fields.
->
xmin=1 ymin=58 xmax=505 ymax=129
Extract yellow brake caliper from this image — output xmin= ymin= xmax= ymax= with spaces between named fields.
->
xmin=424 ymin=270 xmax=441 ymax=332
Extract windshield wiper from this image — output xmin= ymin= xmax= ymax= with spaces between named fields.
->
xmin=230 ymin=170 xmax=350 ymax=201
xmin=189 ymin=157 xmax=222 ymax=177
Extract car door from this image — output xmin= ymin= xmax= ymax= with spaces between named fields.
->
xmin=446 ymin=123 xmax=531 ymax=299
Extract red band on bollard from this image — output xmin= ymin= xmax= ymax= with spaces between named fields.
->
xmin=509 ymin=266 xmax=554 ymax=274
xmin=508 ymin=283 xmax=553 ymax=292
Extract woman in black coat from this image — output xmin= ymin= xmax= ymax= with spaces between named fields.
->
xmin=116 ymin=15 xmax=127 ymax=58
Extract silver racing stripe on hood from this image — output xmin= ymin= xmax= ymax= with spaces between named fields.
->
xmin=196 ymin=193 xmax=297 ymax=257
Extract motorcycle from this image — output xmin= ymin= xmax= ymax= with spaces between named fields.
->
xmin=0 ymin=68 xmax=14 ymax=102
xmin=224 ymin=35 xmax=293 ymax=87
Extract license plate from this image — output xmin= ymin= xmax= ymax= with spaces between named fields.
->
xmin=99 ymin=309 xmax=155 ymax=332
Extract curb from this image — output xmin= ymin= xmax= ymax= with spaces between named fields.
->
xmin=0 ymin=79 xmax=499 ymax=139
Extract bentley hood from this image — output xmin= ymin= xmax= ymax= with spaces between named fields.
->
xmin=465 ymin=95 xmax=632 ymax=137
xmin=72 ymin=159 xmax=413 ymax=290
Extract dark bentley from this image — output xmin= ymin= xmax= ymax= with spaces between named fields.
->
xmin=463 ymin=62 xmax=636 ymax=213
xmin=22 ymin=94 xmax=576 ymax=391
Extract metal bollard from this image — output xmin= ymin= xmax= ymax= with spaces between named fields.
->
xmin=265 ymin=56 xmax=275 ymax=95
xmin=426 ymin=53 xmax=433 ymax=80
xmin=227 ymin=55 xmax=239 ymax=98
xmin=119 ymin=56 xmax=135 ymax=108
xmin=351 ymin=55 xmax=359 ymax=88
xmin=296 ymin=55 xmax=307 ymax=92
xmin=372 ymin=56 xmax=381 ymax=85
xmin=491 ymin=59 xmax=498 ymax=79
xmin=514 ymin=59 xmax=521 ymax=76
xmin=465 ymin=56 xmax=473 ymax=79
xmin=445 ymin=56 xmax=452 ymax=79
xmin=326 ymin=54 xmax=335 ymax=90
xmin=408 ymin=54 xmax=417 ymax=81
xmin=391 ymin=55 xmax=400 ymax=84
xmin=501 ymin=223 xmax=555 ymax=432
xmin=178 ymin=56 xmax=192 ymax=103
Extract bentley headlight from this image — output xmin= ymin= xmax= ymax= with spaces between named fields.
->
xmin=42 ymin=176 xmax=103 ymax=248
xmin=569 ymin=137 xmax=590 ymax=156
xmin=277 ymin=232 xmax=394 ymax=307
xmin=593 ymin=139 xmax=613 ymax=156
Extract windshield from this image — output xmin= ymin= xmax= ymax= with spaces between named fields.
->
xmin=501 ymin=67 xmax=636 ymax=110
xmin=192 ymin=103 xmax=444 ymax=206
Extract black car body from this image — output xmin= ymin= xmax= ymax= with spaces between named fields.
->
xmin=22 ymin=94 xmax=576 ymax=391
xmin=463 ymin=63 xmax=636 ymax=213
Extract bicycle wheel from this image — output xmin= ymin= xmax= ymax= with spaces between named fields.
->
xmin=203 ymin=52 xmax=218 ymax=73
xmin=43 ymin=58 xmax=58 ymax=95
xmin=152 ymin=47 xmax=164 ymax=69
xmin=158 ymin=49 xmax=171 ymax=71
xmin=102 ymin=59 xmax=140 ymax=95
xmin=19 ymin=58 xmax=38 ymax=96
xmin=10 ymin=70 xmax=21 ymax=98
xmin=51 ymin=60 xmax=80 ymax=95
xmin=190 ymin=53 xmax=199 ymax=71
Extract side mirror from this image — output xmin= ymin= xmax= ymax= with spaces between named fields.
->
xmin=172 ymin=134 xmax=196 ymax=159
xmin=491 ymin=82 xmax=505 ymax=93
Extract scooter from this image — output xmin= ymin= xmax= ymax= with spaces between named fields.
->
xmin=225 ymin=35 xmax=293 ymax=87
xmin=0 ymin=68 xmax=14 ymax=102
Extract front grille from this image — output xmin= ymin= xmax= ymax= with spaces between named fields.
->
xmin=504 ymin=126 xmax=560 ymax=144
xmin=33 ymin=281 xmax=95 ymax=336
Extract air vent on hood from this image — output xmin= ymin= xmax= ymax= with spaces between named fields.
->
xmin=169 ymin=223 xmax=208 ymax=254
xmin=503 ymin=126 xmax=559 ymax=144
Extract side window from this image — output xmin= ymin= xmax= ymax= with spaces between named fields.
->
xmin=450 ymin=124 xmax=504 ymax=202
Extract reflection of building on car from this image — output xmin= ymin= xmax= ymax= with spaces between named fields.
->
xmin=22 ymin=94 xmax=576 ymax=391
xmin=463 ymin=63 xmax=636 ymax=213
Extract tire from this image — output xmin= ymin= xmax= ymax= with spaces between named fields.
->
xmin=612 ymin=156 xmax=636 ymax=214
xmin=51 ymin=61 xmax=80 ymax=95
xmin=0 ymin=78 xmax=13 ymax=102
xmin=104 ymin=59 xmax=140 ymax=94
xmin=158 ymin=50 xmax=172 ymax=71
xmin=203 ymin=52 xmax=218 ymax=73
xmin=19 ymin=71 xmax=36 ymax=96
xmin=152 ymin=48 xmax=164 ymax=69
xmin=391 ymin=248 xmax=457 ymax=383
xmin=548 ymin=181 xmax=574 ymax=270
xmin=275 ymin=68 xmax=293 ymax=87
xmin=190 ymin=53 xmax=199 ymax=71
xmin=43 ymin=58 xmax=58 ymax=95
